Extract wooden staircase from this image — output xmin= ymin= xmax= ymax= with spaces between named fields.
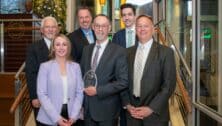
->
xmin=0 ymin=73 xmax=15 ymax=126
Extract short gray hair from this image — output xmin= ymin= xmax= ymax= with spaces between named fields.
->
xmin=41 ymin=16 xmax=58 ymax=28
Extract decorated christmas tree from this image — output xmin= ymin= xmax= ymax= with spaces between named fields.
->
xmin=33 ymin=0 xmax=66 ymax=33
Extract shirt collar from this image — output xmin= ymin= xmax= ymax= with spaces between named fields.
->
xmin=43 ymin=37 xmax=52 ymax=49
xmin=126 ymin=25 xmax=135 ymax=31
xmin=139 ymin=38 xmax=153 ymax=49
xmin=96 ymin=38 xmax=109 ymax=49
xmin=81 ymin=28 xmax=92 ymax=35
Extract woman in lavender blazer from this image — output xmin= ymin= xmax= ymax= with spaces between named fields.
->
xmin=37 ymin=34 xmax=83 ymax=126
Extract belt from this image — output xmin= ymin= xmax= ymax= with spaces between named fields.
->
xmin=133 ymin=95 xmax=140 ymax=99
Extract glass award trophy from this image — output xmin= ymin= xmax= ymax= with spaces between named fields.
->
xmin=83 ymin=69 xmax=97 ymax=88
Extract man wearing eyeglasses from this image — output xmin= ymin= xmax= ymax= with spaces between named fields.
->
xmin=121 ymin=15 xmax=176 ymax=126
xmin=81 ymin=14 xmax=128 ymax=126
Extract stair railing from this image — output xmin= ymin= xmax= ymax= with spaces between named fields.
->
xmin=155 ymin=21 xmax=192 ymax=126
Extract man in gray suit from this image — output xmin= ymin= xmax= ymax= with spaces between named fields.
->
xmin=81 ymin=14 xmax=128 ymax=126
xmin=122 ymin=15 xmax=176 ymax=126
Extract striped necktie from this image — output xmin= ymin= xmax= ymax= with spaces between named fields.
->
xmin=91 ymin=45 xmax=101 ymax=71
xmin=127 ymin=30 xmax=133 ymax=48
xmin=133 ymin=45 xmax=145 ymax=97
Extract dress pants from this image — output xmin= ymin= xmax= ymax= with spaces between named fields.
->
xmin=84 ymin=117 xmax=118 ymax=126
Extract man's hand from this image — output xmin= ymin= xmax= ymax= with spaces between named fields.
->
xmin=131 ymin=106 xmax=153 ymax=119
xmin=68 ymin=118 xmax=76 ymax=126
xmin=126 ymin=104 xmax=136 ymax=115
xmin=32 ymin=99 xmax=41 ymax=108
xmin=84 ymin=86 xmax=97 ymax=96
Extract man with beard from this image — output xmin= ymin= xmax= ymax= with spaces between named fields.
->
xmin=68 ymin=6 xmax=96 ymax=63
xmin=81 ymin=14 xmax=128 ymax=126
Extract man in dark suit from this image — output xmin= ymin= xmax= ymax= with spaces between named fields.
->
xmin=122 ymin=15 xmax=176 ymax=126
xmin=112 ymin=3 xmax=137 ymax=126
xmin=68 ymin=6 xmax=96 ymax=63
xmin=25 ymin=16 xmax=59 ymax=124
xmin=112 ymin=3 xmax=137 ymax=48
xmin=81 ymin=14 xmax=128 ymax=126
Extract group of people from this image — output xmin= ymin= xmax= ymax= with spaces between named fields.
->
xmin=25 ymin=3 xmax=176 ymax=126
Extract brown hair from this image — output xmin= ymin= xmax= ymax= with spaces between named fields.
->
xmin=136 ymin=14 xmax=154 ymax=25
xmin=120 ymin=3 xmax=136 ymax=16
xmin=76 ymin=6 xmax=93 ymax=17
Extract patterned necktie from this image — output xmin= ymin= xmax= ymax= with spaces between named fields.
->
xmin=127 ymin=30 xmax=133 ymax=48
xmin=133 ymin=45 xmax=145 ymax=97
xmin=91 ymin=45 xmax=101 ymax=71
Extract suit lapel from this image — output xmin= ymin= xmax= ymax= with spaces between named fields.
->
xmin=129 ymin=46 xmax=137 ymax=94
xmin=122 ymin=29 xmax=126 ymax=47
xmin=78 ymin=28 xmax=90 ymax=45
xmin=140 ymin=42 xmax=158 ymax=100
xmin=142 ymin=42 xmax=158 ymax=78
xmin=87 ymin=44 xmax=95 ymax=70
xmin=95 ymin=41 xmax=111 ymax=74
xmin=39 ymin=39 xmax=49 ymax=60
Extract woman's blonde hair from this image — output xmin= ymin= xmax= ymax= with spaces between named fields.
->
xmin=49 ymin=34 xmax=73 ymax=61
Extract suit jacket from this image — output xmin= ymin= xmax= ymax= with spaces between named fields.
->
xmin=37 ymin=60 xmax=84 ymax=125
xmin=68 ymin=28 xmax=96 ymax=63
xmin=123 ymin=41 xmax=176 ymax=124
xmin=112 ymin=29 xmax=138 ymax=48
xmin=25 ymin=39 xmax=49 ymax=100
xmin=80 ymin=41 xmax=128 ymax=121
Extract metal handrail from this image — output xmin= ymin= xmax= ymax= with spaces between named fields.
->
xmin=0 ymin=22 xmax=4 ymax=72
xmin=155 ymin=27 xmax=192 ymax=113
xmin=157 ymin=20 xmax=192 ymax=77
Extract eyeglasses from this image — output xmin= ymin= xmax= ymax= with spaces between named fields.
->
xmin=94 ymin=24 xmax=109 ymax=29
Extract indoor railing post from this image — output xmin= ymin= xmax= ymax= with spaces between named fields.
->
xmin=0 ymin=22 xmax=4 ymax=72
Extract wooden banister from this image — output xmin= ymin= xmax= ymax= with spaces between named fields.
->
xmin=176 ymin=71 xmax=192 ymax=113
xmin=155 ymin=27 xmax=192 ymax=113
xmin=10 ymin=84 xmax=27 ymax=113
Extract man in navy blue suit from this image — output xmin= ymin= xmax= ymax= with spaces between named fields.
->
xmin=68 ymin=6 xmax=96 ymax=63
xmin=112 ymin=3 xmax=137 ymax=126
xmin=112 ymin=3 xmax=137 ymax=48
